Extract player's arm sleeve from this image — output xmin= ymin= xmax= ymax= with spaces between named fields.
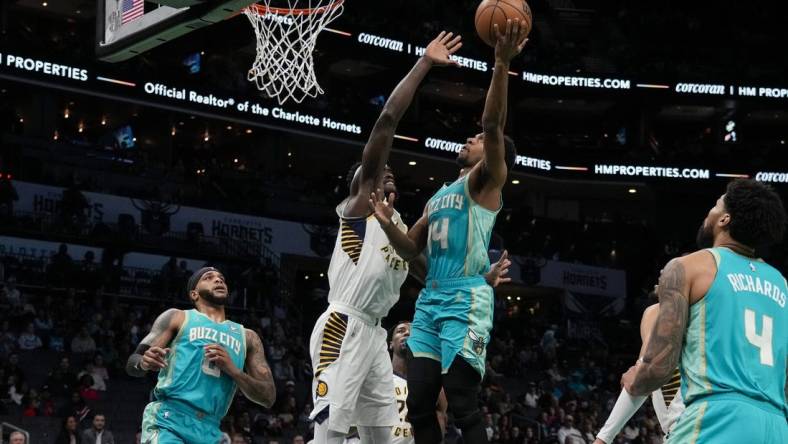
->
xmin=125 ymin=308 xmax=181 ymax=377
xmin=596 ymin=389 xmax=649 ymax=444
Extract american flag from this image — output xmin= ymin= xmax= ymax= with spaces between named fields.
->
xmin=121 ymin=0 xmax=145 ymax=25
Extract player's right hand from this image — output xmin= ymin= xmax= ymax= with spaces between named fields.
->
xmin=493 ymin=19 xmax=529 ymax=63
xmin=424 ymin=31 xmax=463 ymax=67
xmin=369 ymin=188 xmax=396 ymax=228
xmin=141 ymin=346 xmax=170 ymax=371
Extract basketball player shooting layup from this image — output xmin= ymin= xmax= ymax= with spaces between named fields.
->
xmin=621 ymin=179 xmax=788 ymax=444
xmin=126 ymin=267 xmax=275 ymax=444
xmin=370 ymin=19 xmax=528 ymax=444
xmin=308 ymin=31 xmax=464 ymax=444
xmin=594 ymin=288 xmax=685 ymax=444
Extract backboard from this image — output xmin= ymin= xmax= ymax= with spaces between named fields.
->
xmin=97 ymin=0 xmax=257 ymax=62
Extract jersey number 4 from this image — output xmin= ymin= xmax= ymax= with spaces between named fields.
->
xmin=429 ymin=218 xmax=449 ymax=252
xmin=744 ymin=308 xmax=774 ymax=367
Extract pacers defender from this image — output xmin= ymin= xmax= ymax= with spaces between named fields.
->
xmin=370 ymin=19 xmax=527 ymax=444
xmin=622 ymin=179 xmax=788 ymax=444
xmin=309 ymin=32 xmax=463 ymax=444
xmin=126 ymin=267 xmax=275 ymax=444
xmin=595 ymin=291 xmax=685 ymax=444
xmin=389 ymin=321 xmax=449 ymax=444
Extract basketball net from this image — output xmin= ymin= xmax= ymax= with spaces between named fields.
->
xmin=244 ymin=0 xmax=344 ymax=105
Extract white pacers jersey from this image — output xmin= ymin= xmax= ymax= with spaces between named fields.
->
xmin=651 ymin=368 xmax=685 ymax=435
xmin=327 ymin=200 xmax=409 ymax=318
xmin=392 ymin=374 xmax=414 ymax=444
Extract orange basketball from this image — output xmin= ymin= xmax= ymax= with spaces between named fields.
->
xmin=474 ymin=0 xmax=532 ymax=47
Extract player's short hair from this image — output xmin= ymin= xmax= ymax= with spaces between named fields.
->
xmin=723 ymin=179 xmax=786 ymax=249
xmin=503 ymin=135 xmax=517 ymax=171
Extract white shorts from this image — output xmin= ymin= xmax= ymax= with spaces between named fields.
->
xmin=308 ymin=302 xmax=398 ymax=434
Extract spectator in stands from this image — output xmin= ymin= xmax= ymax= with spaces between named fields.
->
xmin=47 ymin=356 xmax=78 ymax=397
xmin=557 ymin=415 xmax=583 ymax=444
xmin=78 ymin=373 xmax=99 ymax=401
xmin=49 ymin=326 xmax=66 ymax=352
xmin=37 ymin=386 xmax=55 ymax=416
xmin=0 ymin=320 xmax=17 ymax=356
xmin=81 ymin=413 xmax=114 ymax=444
xmin=8 ymin=431 xmax=25 ymax=444
xmin=71 ymin=326 xmax=97 ymax=356
xmin=61 ymin=178 xmax=89 ymax=230
xmin=3 ymin=352 xmax=24 ymax=383
xmin=292 ymin=436 xmax=305 ymax=444
xmin=58 ymin=390 xmax=91 ymax=424
xmin=33 ymin=308 xmax=54 ymax=341
xmin=231 ymin=433 xmax=248 ymax=444
xmin=49 ymin=244 xmax=75 ymax=287
xmin=17 ymin=323 xmax=42 ymax=350
xmin=55 ymin=416 xmax=80 ymax=444
xmin=21 ymin=389 xmax=39 ymax=416
xmin=524 ymin=382 xmax=539 ymax=408
xmin=1 ymin=276 xmax=21 ymax=306
xmin=7 ymin=375 xmax=28 ymax=405
xmin=83 ymin=354 xmax=109 ymax=391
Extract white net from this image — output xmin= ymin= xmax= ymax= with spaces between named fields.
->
xmin=244 ymin=0 xmax=344 ymax=104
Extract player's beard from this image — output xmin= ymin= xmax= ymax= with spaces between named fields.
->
xmin=198 ymin=287 xmax=227 ymax=306
xmin=695 ymin=223 xmax=714 ymax=249
xmin=394 ymin=341 xmax=408 ymax=358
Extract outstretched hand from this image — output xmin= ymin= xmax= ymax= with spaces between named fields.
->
xmin=369 ymin=189 xmax=396 ymax=228
xmin=494 ymin=19 xmax=529 ymax=64
xmin=486 ymin=250 xmax=512 ymax=287
xmin=424 ymin=31 xmax=463 ymax=67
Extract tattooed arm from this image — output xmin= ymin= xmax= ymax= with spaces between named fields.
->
xmin=126 ymin=308 xmax=184 ymax=377
xmin=207 ymin=329 xmax=276 ymax=408
xmin=623 ymin=259 xmax=690 ymax=396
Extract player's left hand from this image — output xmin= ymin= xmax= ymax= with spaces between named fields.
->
xmin=494 ymin=19 xmax=529 ymax=64
xmin=369 ymin=188 xmax=396 ymax=228
xmin=205 ymin=344 xmax=238 ymax=376
xmin=486 ymin=250 xmax=512 ymax=287
xmin=620 ymin=364 xmax=638 ymax=394
xmin=424 ymin=31 xmax=463 ymax=67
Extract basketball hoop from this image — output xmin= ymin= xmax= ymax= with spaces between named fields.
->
xmin=244 ymin=0 xmax=344 ymax=104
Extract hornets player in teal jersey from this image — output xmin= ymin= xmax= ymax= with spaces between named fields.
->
xmin=622 ymin=179 xmax=787 ymax=444
xmin=126 ymin=267 xmax=276 ymax=444
xmin=370 ymin=19 xmax=527 ymax=444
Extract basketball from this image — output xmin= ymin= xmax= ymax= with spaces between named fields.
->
xmin=475 ymin=0 xmax=533 ymax=47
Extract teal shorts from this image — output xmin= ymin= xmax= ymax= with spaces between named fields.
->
xmin=141 ymin=400 xmax=221 ymax=444
xmin=667 ymin=394 xmax=788 ymax=444
xmin=407 ymin=276 xmax=493 ymax=377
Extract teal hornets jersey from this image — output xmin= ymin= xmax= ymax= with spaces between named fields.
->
xmin=154 ymin=309 xmax=247 ymax=418
xmin=680 ymin=247 xmax=787 ymax=414
xmin=425 ymin=175 xmax=499 ymax=280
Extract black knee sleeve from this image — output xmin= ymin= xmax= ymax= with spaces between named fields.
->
xmin=405 ymin=351 xmax=442 ymax=420
xmin=405 ymin=350 xmax=443 ymax=443
xmin=443 ymin=358 xmax=487 ymax=443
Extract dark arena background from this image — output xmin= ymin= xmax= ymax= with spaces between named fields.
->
xmin=0 ymin=1 xmax=787 ymax=443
